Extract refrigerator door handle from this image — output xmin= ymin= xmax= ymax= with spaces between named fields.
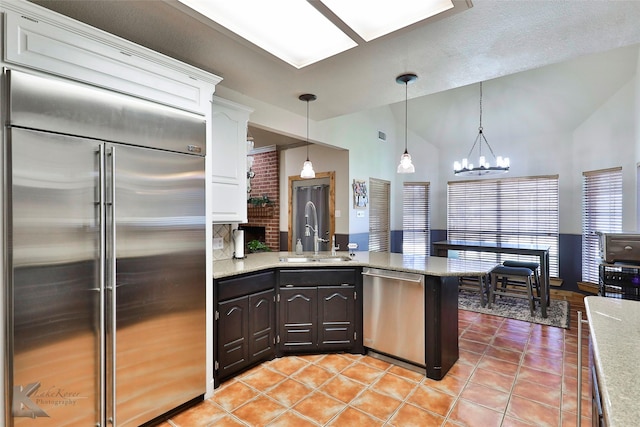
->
xmin=107 ymin=146 xmax=117 ymax=426
xmin=99 ymin=145 xmax=107 ymax=427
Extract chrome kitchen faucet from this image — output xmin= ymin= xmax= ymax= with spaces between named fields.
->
xmin=304 ymin=200 xmax=328 ymax=255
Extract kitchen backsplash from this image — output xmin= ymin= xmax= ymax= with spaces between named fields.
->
xmin=213 ymin=224 xmax=234 ymax=260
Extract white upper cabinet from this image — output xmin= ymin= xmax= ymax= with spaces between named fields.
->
xmin=2 ymin=1 xmax=220 ymax=113
xmin=211 ymin=97 xmax=253 ymax=224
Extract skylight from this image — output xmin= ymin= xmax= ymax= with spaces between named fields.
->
xmin=321 ymin=0 xmax=454 ymax=42
xmin=177 ymin=0 xmax=456 ymax=69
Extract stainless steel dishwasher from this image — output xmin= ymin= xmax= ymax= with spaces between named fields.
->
xmin=362 ymin=267 xmax=425 ymax=366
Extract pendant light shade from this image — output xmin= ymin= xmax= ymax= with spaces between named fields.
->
xmin=299 ymin=93 xmax=317 ymax=179
xmin=396 ymin=73 xmax=417 ymax=174
xmin=453 ymin=82 xmax=510 ymax=176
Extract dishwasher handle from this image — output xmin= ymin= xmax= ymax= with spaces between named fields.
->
xmin=362 ymin=270 xmax=423 ymax=283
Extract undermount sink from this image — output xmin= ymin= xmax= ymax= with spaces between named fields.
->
xmin=279 ymin=256 xmax=352 ymax=263
xmin=316 ymin=256 xmax=352 ymax=262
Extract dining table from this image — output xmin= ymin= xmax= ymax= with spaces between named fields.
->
xmin=433 ymin=240 xmax=551 ymax=317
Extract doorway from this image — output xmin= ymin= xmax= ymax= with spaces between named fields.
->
xmin=288 ymin=171 xmax=335 ymax=251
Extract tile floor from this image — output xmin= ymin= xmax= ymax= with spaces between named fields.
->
xmin=162 ymin=295 xmax=591 ymax=427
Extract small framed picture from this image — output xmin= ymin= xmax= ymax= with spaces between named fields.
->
xmin=352 ymin=179 xmax=368 ymax=209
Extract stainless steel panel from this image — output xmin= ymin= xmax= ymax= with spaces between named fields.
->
xmin=9 ymin=128 xmax=102 ymax=426
xmin=599 ymin=233 xmax=640 ymax=263
xmin=6 ymin=68 xmax=207 ymax=427
xmin=362 ymin=268 xmax=425 ymax=366
xmin=109 ymin=144 xmax=205 ymax=426
xmin=7 ymin=69 xmax=206 ymax=156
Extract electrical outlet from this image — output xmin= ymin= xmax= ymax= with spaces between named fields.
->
xmin=213 ymin=237 xmax=224 ymax=249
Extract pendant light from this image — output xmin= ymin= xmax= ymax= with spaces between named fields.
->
xmin=453 ymin=82 xmax=510 ymax=176
xmin=299 ymin=93 xmax=317 ymax=179
xmin=396 ymin=73 xmax=417 ymax=174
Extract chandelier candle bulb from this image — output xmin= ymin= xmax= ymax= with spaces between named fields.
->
xmin=454 ymin=81 xmax=510 ymax=177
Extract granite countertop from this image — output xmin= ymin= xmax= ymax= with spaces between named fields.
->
xmin=213 ymin=251 xmax=498 ymax=280
xmin=585 ymin=296 xmax=640 ymax=427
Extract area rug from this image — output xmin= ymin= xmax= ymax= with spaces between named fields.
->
xmin=458 ymin=289 xmax=570 ymax=329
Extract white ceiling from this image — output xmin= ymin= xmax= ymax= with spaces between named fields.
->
xmin=30 ymin=0 xmax=640 ymax=147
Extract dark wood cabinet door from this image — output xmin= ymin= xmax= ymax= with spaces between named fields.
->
xmin=249 ymin=289 xmax=275 ymax=360
xmin=279 ymin=286 xmax=318 ymax=352
xmin=218 ymin=296 xmax=249 ymax=378
xmin=317 ymin=285 xmax=355 ymax=351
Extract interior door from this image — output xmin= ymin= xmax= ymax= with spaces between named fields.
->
xmin=108 ymin=144 xmax=206 ymax=426
xmin=9 ymin=127 xmax=102 ymax=427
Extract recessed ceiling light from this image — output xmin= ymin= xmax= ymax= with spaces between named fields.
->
xmin=177 ymin=0 xmax=357 ymax=69
xmin=321 ymin=0 xmax=454 ymax=42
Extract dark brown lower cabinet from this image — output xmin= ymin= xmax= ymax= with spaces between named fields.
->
xmin=318 ymin=286 xmax=356 ymax=350
xmin=214 ymin=267 xmax=363 ymax=387
xmin=217 ymin=295 xmax=249 ymax=379
xmin=279 ymin=286 xmax=318 ymax=352
xmin=278 ymin=268 xmax=362 ymax=355
xmin=279 ymin=285 xmax=355 ymax=353
xmin=214 ymin=271 xmax=276 ymax=386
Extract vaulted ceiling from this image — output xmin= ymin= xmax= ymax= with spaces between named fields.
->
xmin=31 ymin=0 xmax=640 ymax=148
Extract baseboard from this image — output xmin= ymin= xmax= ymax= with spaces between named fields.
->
xmin=577 ymin=281 xmax=599 ymax=295
xmin=549 ymin=288 xmax=586 ymax=300
xmin=550 ymin=277 xmax=563 ymax=287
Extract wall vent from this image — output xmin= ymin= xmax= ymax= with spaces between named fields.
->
xmin=378 ymin=130 xmax=386 ymax=142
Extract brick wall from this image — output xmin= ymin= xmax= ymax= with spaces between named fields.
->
xmin=244 ymin=149 xmax=280 ymax=250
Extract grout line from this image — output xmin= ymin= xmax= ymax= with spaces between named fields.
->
xmin=185 ymin=298 xmax=591 ymax=426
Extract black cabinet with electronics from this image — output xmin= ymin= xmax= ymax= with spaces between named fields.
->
xmin=277 ymin=268 xmax=363 ymax=355
xmin=214 ymin=270 xmax=276 ymax=387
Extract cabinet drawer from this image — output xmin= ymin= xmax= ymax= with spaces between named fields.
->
xmin=217 ymin=270 xmax=275 ymax=301
xmin=279 ymin=268 xmax=357 ymax=286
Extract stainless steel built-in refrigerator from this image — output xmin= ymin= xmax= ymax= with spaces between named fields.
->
xmin=5 ymin=69 xmax=207 ymax=426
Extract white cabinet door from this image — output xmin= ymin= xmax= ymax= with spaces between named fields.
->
xmin=211 ymin=97 xmax=253 ymax=223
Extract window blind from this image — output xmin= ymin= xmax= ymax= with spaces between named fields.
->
xmin=369 ymin=178 xmax=390 ymax=252
xmin=447 ymin=175 xmax=559 ymax=276
xmin=403 ymin=182 xmax=430 ymax=255
xmin=582 ymin=167 xmax=622 ymax=284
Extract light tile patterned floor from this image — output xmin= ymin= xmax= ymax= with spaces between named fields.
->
xmin=162 ymin=296 xmax=591 ymax=426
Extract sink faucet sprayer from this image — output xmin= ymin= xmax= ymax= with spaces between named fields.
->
xmin=304 ymin=201 xmax=328 ymax=255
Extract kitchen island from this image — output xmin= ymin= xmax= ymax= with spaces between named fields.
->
xmin=585 ymin=296 xmax=640 ymax=427
xmin=213 ymin=251 xmax=497 ymax=384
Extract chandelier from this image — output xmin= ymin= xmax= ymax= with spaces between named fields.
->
xmin=453 ymin=82 xmax=509 ymax=176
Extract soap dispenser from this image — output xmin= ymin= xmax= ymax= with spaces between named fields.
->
xmin=295 ymin=238 xmax=303 ymax=255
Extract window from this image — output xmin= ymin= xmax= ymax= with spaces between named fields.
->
xmin=582 ymin=167 xmax=622 ymax=284
xmin=368 ymin=178 xmax=390 ymax=252
xmin=403 ymin=182 xmax=430 ymax=255
xmin=447 ymin=175 xmax=559 ymax=276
